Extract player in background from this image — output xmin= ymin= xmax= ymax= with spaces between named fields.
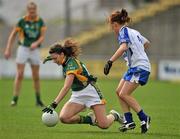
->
xmin=4 ymin=1 xmax=46 ymax=107
xmin=42 ymin=38 xmax=124 ymax=129
xmin=104 ymin=9 xmax=151 ymax=133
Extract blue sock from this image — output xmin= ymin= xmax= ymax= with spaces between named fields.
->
xmin=137 ymin=109 xmax=147 ymax=121
xmin=124 ymin=112 xmax=133 ymax=123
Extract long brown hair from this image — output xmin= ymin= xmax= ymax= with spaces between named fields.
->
xmin=63 ymin=38 xmax=81 ymax=57
xmin=49 ymin=38 xmax=81 ymax=58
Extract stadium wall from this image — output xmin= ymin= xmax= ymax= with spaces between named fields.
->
xmin=1 ymin=4 xmax=180 ymax=80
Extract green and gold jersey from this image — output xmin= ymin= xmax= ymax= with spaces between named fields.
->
xmin=15 ymin=16 xmax=46 ymax=47
xmin=63 ymin=57 xmax=91 ymax=91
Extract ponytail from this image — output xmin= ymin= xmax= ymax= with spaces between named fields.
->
xmin=109 ymin=9 xmax=131 ymax=24
xmin=63 ymin=38 xmax=81 ymax=57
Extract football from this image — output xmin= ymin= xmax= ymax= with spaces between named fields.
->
xmin=42 ymin=110 xmax=59 ymax=127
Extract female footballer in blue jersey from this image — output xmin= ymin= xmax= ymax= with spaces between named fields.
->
xmin=42 ymin=38 xmax=124 ymax=129
xmin=104 ymin=9 xmax=151 ymax=133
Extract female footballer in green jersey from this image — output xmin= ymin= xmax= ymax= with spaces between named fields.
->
xmin=42 ymin=38 xmax=124 ymax=129
xmin=4 ymin=1 xmax=46 ymax=106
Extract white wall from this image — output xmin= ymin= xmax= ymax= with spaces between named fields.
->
xmin=0 ymin=59 xmax=63 ymax=79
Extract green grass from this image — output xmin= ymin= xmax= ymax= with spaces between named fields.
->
xmin=1 ymin=79 xmax=180 ymax=139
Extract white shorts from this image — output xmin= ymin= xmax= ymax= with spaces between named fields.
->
xmin=16 ymin=45 xmax=40 ymax=65
xmin=69 ymin=84 xmax=106 ymax=108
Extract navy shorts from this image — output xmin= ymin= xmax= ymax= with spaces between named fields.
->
xmin=123 ymin=67 xmax=150 ymax=86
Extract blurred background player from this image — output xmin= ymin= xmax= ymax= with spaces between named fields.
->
xmin=4 ymin=1 xmax=46 ymax=107
xmin=104 ymin=9 xmax=151 ymax=133
xmin=42 ymin=38 xmax=124 ymax=129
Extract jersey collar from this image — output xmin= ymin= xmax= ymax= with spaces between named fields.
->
xmin=24 ymin=15 xmax=39 ymax=22
xmin=119 ymin=25 xmax=126 ymax=32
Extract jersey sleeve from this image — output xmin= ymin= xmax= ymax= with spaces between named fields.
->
xmin=118 ymin=27 xmax=131 ymax=45
xmin=15 ymin=18 xmax=23 ymax=32
xmin=140 ymin=34 xmax=150 ymax=45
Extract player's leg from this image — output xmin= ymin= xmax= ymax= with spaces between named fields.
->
xmin=116 ymin=79 xmax=132 ymax=119
xmin=11 ymin=46 xmax=28 ymax=106
xmin=119 ymin=81 xmax=150 ymax=133
xmin=84 ymin=83 xmax=124 ymax=129
xmin=59 ymin=102 xmax=87 ymax=124
xmin=31 ymin=64 xmax=40 ymax=93
xmin=30 ymin=48 xmax=44 ymax=106
xmin=116 ymin=79 xmax=130 ymax=112
xmin=11 ymin=63 xmax=25 ymax=106
xmin=116 ymin=79 xmax=137 ymax=131
xmin=31 ymin=64 xmax=44 ymax=106
xmin=119 ymin=81 xmax=140 ymax=112
xmin=91 ymin=104 xmax=121 ymax=129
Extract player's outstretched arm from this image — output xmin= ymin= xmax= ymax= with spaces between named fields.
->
xmin=110 ymin=43 xmax=128 ymax=62
xmin=104 ymin=43 xmax=128 ymax=75
xmin=54 ymin=74 xmax=74 ymax=104
xmin=42 ymin=74 xmax=74 ymax=113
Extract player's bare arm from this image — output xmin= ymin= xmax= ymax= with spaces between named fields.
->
xmin=110 ymin=43 xmax=128 ymax=62
xmin=54 ymin=74 xmax=74 ymax=104
xmin=4 ymin=27 xmax=18 ymax=59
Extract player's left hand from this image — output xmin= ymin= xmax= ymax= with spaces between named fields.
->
xmin=104 ymin=60 xmax=113 ymax=75
xmin=42 ymin=102 xmax=58 ymax=114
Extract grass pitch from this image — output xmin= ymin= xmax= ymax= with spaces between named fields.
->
xmin=0 ymin=79 xmax=180 ymax=139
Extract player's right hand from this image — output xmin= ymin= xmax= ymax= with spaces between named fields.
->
xmin=4 ymin=50 xmax=11 ymax=59
xmin=42 ymin=102 xmax=58 ymax=114
xmin=42 ymin=106 xmax=54 ymax=114
xmin=104 ymin=60 xmax=113 ymax=75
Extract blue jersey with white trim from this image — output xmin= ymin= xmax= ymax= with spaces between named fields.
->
xmin=118 ymin=26 xmax=151 ymax=72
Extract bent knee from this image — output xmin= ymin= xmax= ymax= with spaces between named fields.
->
xmin=98 ymin=122 xmax=109 ymax=129
xmin=118 ymin=93 xmax=127 ymax=100
xmin=16 ymin=72 xmax=24 ymax=80
xmin=59 ymin=115 xmax=69 ymax=123
xmin=33 ymin=76 xmax=40 ymax=82
xmin=115 ymin=88 xmax=120 ymax=96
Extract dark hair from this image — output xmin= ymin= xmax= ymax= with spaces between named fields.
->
xmin=109 ymin=9 xmax=131 ymax=24
xmin=49 ymin=38 xmax=81 ymax=57
xmin=49 ymin=43 xmax=64 ymax=54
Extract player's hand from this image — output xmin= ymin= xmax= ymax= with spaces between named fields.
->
xmin=30 ymin=42 xmax=39 ymax=50
xmin=4 ymin=49 xmax=11 ymax=59
xmin=104 ymin=60 xmax=113 ymax=75
xmin=42 ymin=102 xmax=58 ymax=114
